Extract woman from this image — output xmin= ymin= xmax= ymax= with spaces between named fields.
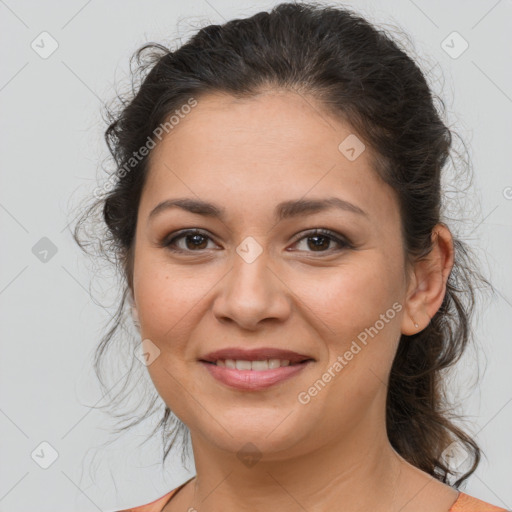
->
xmin=74 ymin=2 xmax=509 ymax=511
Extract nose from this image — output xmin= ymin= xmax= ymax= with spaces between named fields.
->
xmin=211 ymin=246 xmax=292 ymax=330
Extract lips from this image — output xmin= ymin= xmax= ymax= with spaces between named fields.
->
xmin=199 ymin=347 xmax=315 ymax=365
xmin=200 ymin=360 xmax=313 ymax=390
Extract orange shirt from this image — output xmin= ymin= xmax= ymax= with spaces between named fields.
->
xmin=117 ymin=479 xmax=510 ymax=512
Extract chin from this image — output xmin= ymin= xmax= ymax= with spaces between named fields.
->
xmin=195 ymin=415 xmax=313 ymax=458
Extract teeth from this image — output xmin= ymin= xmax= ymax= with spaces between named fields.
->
xmin=218 ymin=359 xmax=292 ymax=370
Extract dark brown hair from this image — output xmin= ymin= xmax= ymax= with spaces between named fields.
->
xmin=73 ymin=1 xmax=495 ymax=487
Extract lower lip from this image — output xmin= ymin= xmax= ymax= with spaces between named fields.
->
xmin=199 ymin=361 xmax=313 ymax=391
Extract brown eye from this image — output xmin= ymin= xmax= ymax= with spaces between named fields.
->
xmin=163 ymin=229 xmax=217 ymax=252
xmin=161 ymin=228 xmax=352 ymax=255
xmin=305 ymin=234 xmax=331 ymax=251
xmin=290 ymin=229 xmax=351 ymax=253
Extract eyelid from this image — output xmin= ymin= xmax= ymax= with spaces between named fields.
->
xmin=288 ymin=228 xmax=352 ymax=251
xmin=162 ymin=228 xmax=218 ymax=249
xmin=161 ymin=227 xmax=352 ymax=253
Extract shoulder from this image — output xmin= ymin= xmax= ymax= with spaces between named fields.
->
xmin=115 ymin=488 xmax=177 ymax=512
xmin=114 ymin=486 xmax=511 ymax=512
xmin=449 ymin=491 xmax=510 ymax=512
xmin=115 ymin=476 xmax=194 ymax=512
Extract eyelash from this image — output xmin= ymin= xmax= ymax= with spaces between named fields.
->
xmin=161 ymin=228 xmax=352 ymax=255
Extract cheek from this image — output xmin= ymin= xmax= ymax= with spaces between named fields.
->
xmin=132 ymin=259 xmax=205 ymax=413
xmin=134 ymin=277 xmax=179 ymax=379
xmin=292 ymin=254 xmax=404 ymax=388
xmin=295 ymin=256 xmax=401 ymax=334
xmin=132 ymin=252 xmax=204 ymax=344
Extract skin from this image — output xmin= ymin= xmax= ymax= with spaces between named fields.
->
xmin=131 ymin=89 xmax=459 ymax=512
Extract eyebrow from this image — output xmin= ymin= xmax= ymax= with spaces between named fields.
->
xmin=147 ymin=196 xmax=368 ymax=225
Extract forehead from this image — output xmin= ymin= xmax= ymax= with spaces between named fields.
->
xmin=149 ymin=89 xmax=354 ymax=169
xmin=141 ymin=90 xmax=398 ymax=226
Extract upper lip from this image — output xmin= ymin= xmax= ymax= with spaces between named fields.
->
xmin=199 ymin=347 xmax=315 ymax=364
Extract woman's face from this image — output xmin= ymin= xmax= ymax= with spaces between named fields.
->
xmin=132 ymin=89 xmax=413 ymax=458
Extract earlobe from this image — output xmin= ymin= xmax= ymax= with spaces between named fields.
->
xmin=131 ymin=304 xmax=140 ymax=328
xmin=128 ymin=291 xmax=140 ymax=330
xmin=401 ymin=310 xmax=425 ymax=335
xmin=400 ymin=263 xmax=428 ymax=335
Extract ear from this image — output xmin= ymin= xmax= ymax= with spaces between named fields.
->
xmin=128 ymin=289 xmax=140 ymax=330
xmin=401 ymin=223 xmax=454 ymax=335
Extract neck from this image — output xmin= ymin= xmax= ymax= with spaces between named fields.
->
xmin=185 ymin=421 xmax=405 ymax=512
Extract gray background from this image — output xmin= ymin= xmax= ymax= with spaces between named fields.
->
xmin=1 ymin=1 xmax=511 ymax=511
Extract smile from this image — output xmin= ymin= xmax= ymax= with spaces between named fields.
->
xmin=199 ymin=359 xmax=314 ymax=390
